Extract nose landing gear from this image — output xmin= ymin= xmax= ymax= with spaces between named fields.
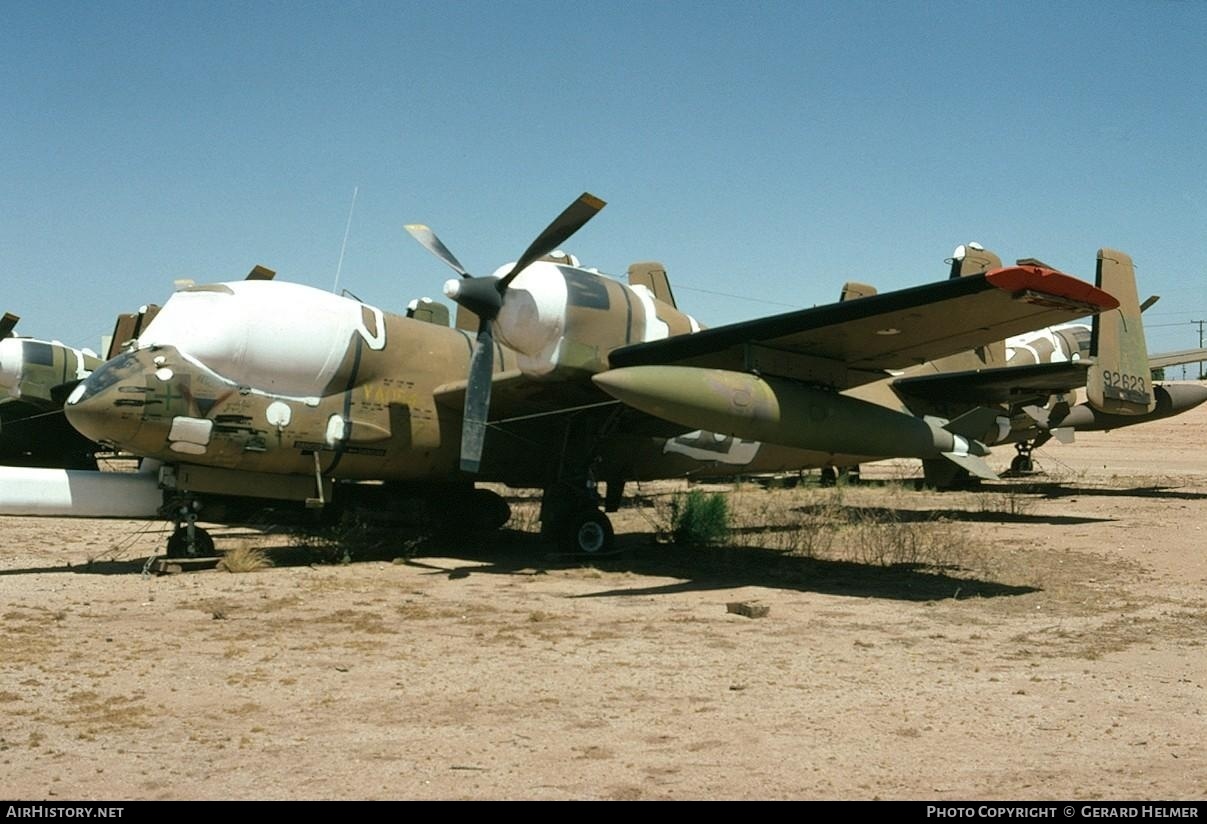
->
xmin=164 ymin=499 xmax=215 ymax=558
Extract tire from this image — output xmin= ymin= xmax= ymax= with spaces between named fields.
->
xmin=166 ymin=527 xmax=215 ymax=558
xmin=560 ymin=509 xmax=614 ymax=555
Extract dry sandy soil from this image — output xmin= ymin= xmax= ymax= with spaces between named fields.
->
xmin=2 ymin=388 xmax=1206 ymax=800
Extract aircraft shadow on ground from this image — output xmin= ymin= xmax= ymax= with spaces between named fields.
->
xmin=789 ymin=502 xmax=1112 ymax=526
xmin=0 ymin=532 xmax=1037 ymax=602
xmin=1013 ymin=482 xmax=1207 ymax=502
xmin=389 ymin=530 xmax=1037 ymax=603
xmin=0 ymin=558 xmax=150 ymax=577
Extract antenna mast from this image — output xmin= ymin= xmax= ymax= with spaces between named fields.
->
xmin=332 ymin=186 xmax=359 ymax=294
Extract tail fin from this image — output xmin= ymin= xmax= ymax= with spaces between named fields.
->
xmin=949 ymin=243 xmax=1002 ymax=279
xmin=839 ymin=281 xmax=877 ymax=302
xmin=628 ymin=261 xmax=678 ymax=308
xmin=932 ymin=243 xmax=1007 ymax=369
xmin=106 ymin=304 xmax=161 ymax=360
xmin=1087 ymin=248 xmax=1155 ymax=415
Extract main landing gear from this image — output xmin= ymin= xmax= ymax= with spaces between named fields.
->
xmin=1009 ymin=441 xmax=1036 ymax=474
xmin=559 ymin=507 xmax=615 ymax=555
xmin=540 ymin=480 xmax=617 ymax=555
xmin=820 ymin=465 xmax=861 ymax=486
xmin=529 ymin=410 xmax=621 ymax=555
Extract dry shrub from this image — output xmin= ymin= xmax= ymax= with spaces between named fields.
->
xmin=726 ymin=484 xmax=969 ymax=568
xmin=218 ymin=544 xmax=273 ymax=573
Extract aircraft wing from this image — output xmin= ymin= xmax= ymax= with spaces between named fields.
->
xmin=434 ymin=369 xmax=609 ymax=422
xmin=890 ymin=361 xmax=1090 ymax=407
xmin=1148 ymin=347 xmax=1207 ymax=370
xmin=607 ymin=266 xmax=1117 ymax=391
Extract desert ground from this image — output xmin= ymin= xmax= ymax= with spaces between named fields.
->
xmin=2 ymin=388 xmax=1206 ymax=800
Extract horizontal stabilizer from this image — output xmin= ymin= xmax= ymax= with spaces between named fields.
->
xmin=893 ymin=361 xmax=1089 ymax=406
xmin=1148 ymin=347 xmax=1207 ymax=370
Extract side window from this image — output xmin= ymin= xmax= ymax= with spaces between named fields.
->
xmin=23 ymin=341 xmax=55 ymax=366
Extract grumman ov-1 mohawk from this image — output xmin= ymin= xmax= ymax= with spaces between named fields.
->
xmin=52 ymin=193 xmax=1122 ymax=557
xmin=838 ymin=244 xmax=1207 ymax=486
xmin=0 ymin=313 xmax=103 ymax=469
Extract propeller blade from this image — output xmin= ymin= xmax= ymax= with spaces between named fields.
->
xmin=498 ymin=192 xmax=606 ymax=289
xmin=0 ymin=313 xmax=18 ymax=339
xmin=459 ymin=324 xmax=496 ymax=473
xmin=405 ymin=224 xmax=472 ymax=279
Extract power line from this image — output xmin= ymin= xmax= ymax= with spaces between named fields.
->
xmin=673 ymin=284 xmax=802 ymax=309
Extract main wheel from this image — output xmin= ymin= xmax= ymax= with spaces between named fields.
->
xmin=1010 ymin=454 xmax=1034 ymax=473
xmin=560 ymin=509 xmax=614 ymax=555
xmin=166 ymin=526 xmax=215 ymax=558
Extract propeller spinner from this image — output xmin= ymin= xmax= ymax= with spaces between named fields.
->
xmin=405 ymin=192 xmax=606 ymax=472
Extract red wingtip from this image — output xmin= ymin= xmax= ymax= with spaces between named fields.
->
xmin=985 ymin=265 xmax=1120 ymax=311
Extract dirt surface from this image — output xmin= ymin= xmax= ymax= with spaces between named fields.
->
xmin=2 ymin=387 xmax=1206 ymax=800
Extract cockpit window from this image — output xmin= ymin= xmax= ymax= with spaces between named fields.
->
xmin=70 ymin=351 xmax=142 ymax=404
xmin=1056 ymin=326 xmax=1092 ymax=358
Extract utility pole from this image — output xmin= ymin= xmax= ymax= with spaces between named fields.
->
xmin=1195 ymin=320 xmax=1206 ymax=380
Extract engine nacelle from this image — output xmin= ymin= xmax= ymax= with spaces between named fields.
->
xmin=493 ymin=260 xmax=700 ymax=376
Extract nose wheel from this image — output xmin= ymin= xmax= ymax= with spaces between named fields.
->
xmin=166 ymin=526 xmax=215 ymax=559
xmin=165 ymin=498 xmax=216 ymax=558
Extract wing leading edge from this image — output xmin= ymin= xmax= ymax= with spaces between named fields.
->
xmin=607 ymin=266 xmax=1117 ymax=391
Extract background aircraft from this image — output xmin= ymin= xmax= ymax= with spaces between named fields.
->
xmin=837 ymin=244 xmax=1207 ymax=486
xmin=48 ymin=193 xmax=1119 ymax=558
xmin=0 ymin=313 xmax=102 ymax=469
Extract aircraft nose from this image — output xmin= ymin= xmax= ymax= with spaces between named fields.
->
xmin=64 ymin=352 xmax=148 ymax=446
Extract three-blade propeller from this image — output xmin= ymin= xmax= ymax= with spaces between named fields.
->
xmin=404 ymin=192 xmax=606 ymax=472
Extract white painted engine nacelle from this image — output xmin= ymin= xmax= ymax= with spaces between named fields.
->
xmin=491 ymin=260 xmax=700 ymax=376
xmin=0 ymin=337 xmax=23 ymax=391
xmin=0 ymin=467 xmax=162 ymax=518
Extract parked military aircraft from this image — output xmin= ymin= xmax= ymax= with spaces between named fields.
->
xmin=50 ymin=192 xmax=1125 ymax=557
xmin=840 ymin=244 xmax=1207 ymax=485
xmin=0 ymin=313 xmax=102 ymax=469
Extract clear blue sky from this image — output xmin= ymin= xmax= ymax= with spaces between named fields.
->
xmin=3 ymin=1 xmax=1206 ymax=360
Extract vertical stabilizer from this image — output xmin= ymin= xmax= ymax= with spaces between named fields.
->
xmin=628 ymin=261 xmax=678 ymax=308
xmin=949 ymin=242 xmax=1002 ymax=279
xmin=939 ymin=243 xmax=1006 ymax=367
xmin=839 ymin=282 xmax=877 ymax=302
xmin=1087 ymin=248 xmax=1154 ymax=415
